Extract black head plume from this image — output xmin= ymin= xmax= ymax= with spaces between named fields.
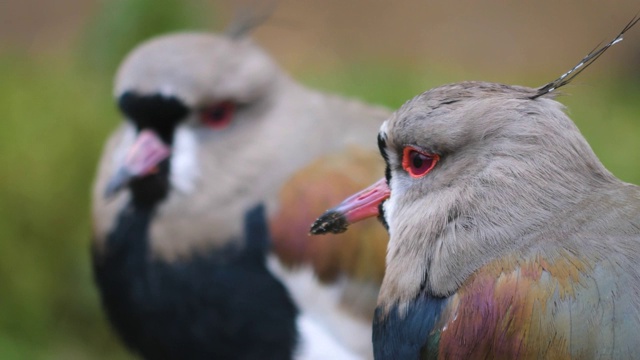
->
xmin=531 ymin=14 xmax=640 ymax=100
xmin=224 ymin=0 xmax=278 ymax=39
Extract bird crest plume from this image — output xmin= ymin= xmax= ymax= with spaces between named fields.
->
xmin=224 ymin=0 xmax=278 ymax=39
xmin=532 ymin=14 xmax=640 ymax=99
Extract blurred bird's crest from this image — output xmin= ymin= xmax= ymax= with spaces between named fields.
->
xmin=224 ymin=0 xmax=278 ymax=38
xmin=532 ymin=15 xmax=640 ymax=99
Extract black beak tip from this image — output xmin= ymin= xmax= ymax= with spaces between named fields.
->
xmin=309 ymin=210 xmax=350 ymax=235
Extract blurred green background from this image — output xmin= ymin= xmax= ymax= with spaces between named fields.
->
xmin=1 ymin=0 xmax=639 ymax=358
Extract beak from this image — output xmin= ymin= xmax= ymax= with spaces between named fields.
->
xmin=104 ymin=129 xmax=171 ymax=198
xmin=310 ymin=177 xmax=390 ymax=235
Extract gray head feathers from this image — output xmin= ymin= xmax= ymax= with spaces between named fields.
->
xmin=114 ymin=32 xmax=281 ymax=107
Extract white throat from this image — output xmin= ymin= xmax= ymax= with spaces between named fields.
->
xmin=169 ymin=125 xmax=201 ymax=194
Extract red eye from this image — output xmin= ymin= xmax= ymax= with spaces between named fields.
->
xmin=200 ymin=101 xmax=235 ymax=129
xmin=402 ymin=147 xmax=439 ymax=178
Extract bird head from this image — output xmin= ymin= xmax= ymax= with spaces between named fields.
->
xmin=104 ymin=32 xmax=282 ymax=206
xmin=310 ymin=17 xmax=639 ymax=302
xmin=314 ymin=82 xmax=615 ymax=299
xmin=92 ymin=27 xmax=307 ymax=260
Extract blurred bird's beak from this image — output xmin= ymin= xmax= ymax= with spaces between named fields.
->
xmin=310 ymin=178 xmax=390 ymax=235
xmin=104 ymin=129 xmax=171 ymax=198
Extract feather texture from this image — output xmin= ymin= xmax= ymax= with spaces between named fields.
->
xmin=271 ymin=149 xmax=388 ymax=319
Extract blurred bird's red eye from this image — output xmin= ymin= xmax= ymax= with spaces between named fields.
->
xmin=200 ymin=101 xmax=235 ymax=129
xmin=402 ymin=147 xmax=439 ymax=178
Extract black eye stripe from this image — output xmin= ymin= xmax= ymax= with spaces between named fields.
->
xmin=377 ymin=133 xmax=389 ymax=162
xmin=377 ymin=133 xmax=392 ymax=184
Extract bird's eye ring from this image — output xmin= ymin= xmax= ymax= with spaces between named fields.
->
xmin=402 ymin=147 xmax=439 ymax=178
xmin=200 ymin=101 xmax=235 ymax=129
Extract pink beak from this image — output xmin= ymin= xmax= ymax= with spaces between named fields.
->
xmin=104 ymin=129 xmax=171 ymax=197
xmin=310 ymin=177 xmax=390 ymax=235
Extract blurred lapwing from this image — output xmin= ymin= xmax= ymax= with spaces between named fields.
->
xmin=91 ymin=14 xmax=389 ymax=360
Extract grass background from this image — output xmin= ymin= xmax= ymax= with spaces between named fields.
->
xmin=1 ymin=0 xmax=639 ymax=358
